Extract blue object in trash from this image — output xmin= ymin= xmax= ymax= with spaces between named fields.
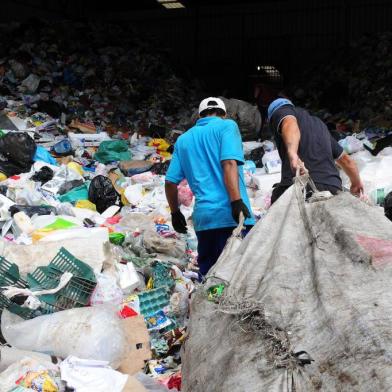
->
xmin=51 ymin=139 xmax=72 ymax=156
xmin=244 ymin=160 xmax=256 ymax=174
xmin=33 ymin=145 xmax=58 ymax=166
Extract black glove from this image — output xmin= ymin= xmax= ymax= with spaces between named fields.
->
xmin=231 ymin=199 xmax=251 ymax=223
xmin=171 ymin=210 xmax=187 ymax=233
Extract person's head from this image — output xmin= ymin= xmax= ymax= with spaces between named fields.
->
xmin=198 ymin=97 xmax=227 ymax=118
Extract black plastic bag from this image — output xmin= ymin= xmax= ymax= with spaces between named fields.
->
xmin=245 ymin=146 xmax=265 ymax=168
xmin=9 ymin=205 xmax=57 ymax=217
xmin=385 ymin=191 xmax=392 ymax=222
xmin=31 ymin=166 xmax=54 ymax=184
xmin=0 ymin=132 xmax=36 ymax=165
xmin=0 ymin=160 xmax=31 ymax=177
xmin=88 ymin=175 xmax=120 ymax=213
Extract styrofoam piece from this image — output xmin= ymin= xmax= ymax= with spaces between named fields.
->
xmin=116 ymin=262 xmax=141 ymax=294
xmin=101 ymin=205 xmax=121 ymax=219
xmin=13 ymin=212 xmax=34 ymax=236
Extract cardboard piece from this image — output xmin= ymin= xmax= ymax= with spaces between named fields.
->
xmin=119 ymin=315 xmax=151 ymax=376
xmin=122 ymin=375 xmax=148 ymax=392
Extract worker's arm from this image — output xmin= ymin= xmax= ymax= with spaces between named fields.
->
xmin=281 ymin=116 xmax=304 ymax=174
xmin=222 ymin=159 xmax=250 ymax=223
xmin=222 ymin=159 xmax=241 ymax=201
xmin=165 ymin=180 xmax=180 ymax=213
xmin=335 ymin=153 xmax=364 ymax=196
xmin=165 ymin=180 xmax=187 ymax=233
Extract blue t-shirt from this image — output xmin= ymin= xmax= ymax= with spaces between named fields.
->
xmin=166 ymin=116 xmax=255 ymax=232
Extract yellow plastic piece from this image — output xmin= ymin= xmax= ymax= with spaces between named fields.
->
xmin=147 ymin=277 xmax=154 ymax=290
xmin=0 ymin=173 xmax=7 ymax=181
xmin=75 ymin=200 xmax=96 ymax=211
xmin=67 ymin=162 xmax=84 ymax=175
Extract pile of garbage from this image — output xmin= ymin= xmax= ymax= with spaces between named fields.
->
xmin=0 ymin=20 xmax=202 ymax=134
xmin=0 ymin=115 xmax=283 ymax=391
xmin=293 ymin=31 xmax=392 ymax=133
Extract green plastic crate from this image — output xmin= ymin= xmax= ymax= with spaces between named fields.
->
xmin=0 ymin=256 xmax=27 ymax=288
xmin=49 ymin=247 xmax=96 ymax=282
xmin=26 ymin=248 xmax=97 ymax=313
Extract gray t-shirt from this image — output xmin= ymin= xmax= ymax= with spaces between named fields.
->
xmin=269 ymin=105 xmax=344 ymax=189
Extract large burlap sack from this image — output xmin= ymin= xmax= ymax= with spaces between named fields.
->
xmin=182 ymin=175 xmax=392 ymax=392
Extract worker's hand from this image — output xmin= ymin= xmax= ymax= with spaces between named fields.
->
xmin=231 ymin=199 xmax=251 ymax=223
xmin=289 ymin=153 xmax=306 ymax=176
xmin=171 ymin=210 xmax=187 ymax=234
xmin=350 ymin=181 xmax=364 ymax=197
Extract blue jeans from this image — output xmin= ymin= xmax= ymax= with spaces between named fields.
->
xmin=196 ymin=226 xmax=252 ymax=279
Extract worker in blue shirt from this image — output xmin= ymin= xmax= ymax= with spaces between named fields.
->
xmin=165 ymin=97 xmax=255 ymax=278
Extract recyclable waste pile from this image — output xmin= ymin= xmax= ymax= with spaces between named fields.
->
xmin=0 ymin=119 xmax=205 ymax=390
xmin=0 ymin=20 xmax=202 ymax=135
xmin=293 ymin=31 xmax=392 ymax=134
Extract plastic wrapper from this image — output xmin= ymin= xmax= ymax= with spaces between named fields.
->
xmin=1 ymin=306 xmax=128 ymax=368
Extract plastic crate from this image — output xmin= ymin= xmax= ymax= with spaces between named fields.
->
xmin=0 ymin=256 xmax=27 ymax=288
xmin=26 ymin=248 xmax=97 ymax=313
xmin=49 ymin=247 xmax=96 ymax=282
xmin=0 ymin=294 xmax=36 ymax=320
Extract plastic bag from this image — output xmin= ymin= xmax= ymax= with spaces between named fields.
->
xmin=124 ymin=183 xmax=144 ymax=206
xmin=59 ymin=183 xmax=89 ymax=203
xmin=1 ymin=306 xmax=128 ymax=368
xmin=9 ymin=204 xmax=56 ymax=217
xmin=90 ymin=273 xmax=124 ymax=306
xmin=31 ymin=165 xmax=54 ymax=184
xmin=245 ymin=145 xmax=265 ymax=168
xmin=338 ymin=135 xmax=364 ymax=154
xmin=42 ymin=165 xmax=83 ymax=195
xmin=178 ymin=180 xmax=194 ymax=207
xmin=33 ymin=145 xmax=58 ymax=166
xmin=89 ymin=175 xmax=120 ymax=213
xmin=261 ymin=150 xmax=282 ymax=173
xmin=94 ymin=140 xmax=132 ymax=164
xmin=0 ymin=132 xmax=36 ymax=165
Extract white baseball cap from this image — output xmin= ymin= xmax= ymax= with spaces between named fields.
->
xmin=198 ymin=97 xmax=226 ymax=114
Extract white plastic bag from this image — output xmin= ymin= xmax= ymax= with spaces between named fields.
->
xmin=1 ymin=306 xmax=128 ymax=368
xmin=261 ymin=150 xmax=282 ymax=174
xmin=60 ymin=356 xmax=128 ymax=392
xmin=90 ymin=273 xmax=124 ymax=306
xmin=338 ymin=135 xmax=364 ymax=154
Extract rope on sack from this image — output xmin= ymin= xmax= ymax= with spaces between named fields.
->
xmin=232 ymin=212 xmax=245 ymax=238
xmin=294 ymin=163 xmax=320 ymax=245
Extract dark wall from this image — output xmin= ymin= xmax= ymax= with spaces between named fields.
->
xmin=2 ymin=0 xmax=392 ymax=100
